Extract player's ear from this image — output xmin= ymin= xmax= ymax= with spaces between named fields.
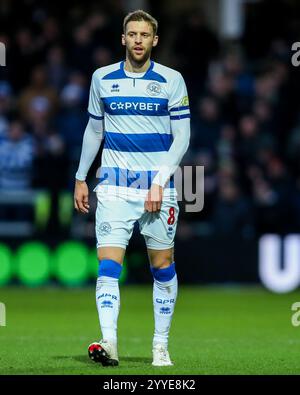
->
xmin=121 ymin=34 xmax=126 ymax=46
xmin=152 ymin=35 xmax=159 ymax=47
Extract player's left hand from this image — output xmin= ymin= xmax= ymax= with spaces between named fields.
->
xmin=145 ymin=183 xmax=163 ymax=212
xmin=74 ymin=179 xmax=90 ymax=214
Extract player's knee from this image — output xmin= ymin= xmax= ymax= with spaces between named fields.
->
xmin=149 ymin=249 xmax=173 ymax=269
xmin=151 ymin=258 xmax=172 ymax=269
xmin=97 ymin=247 xmax=124 ymax=264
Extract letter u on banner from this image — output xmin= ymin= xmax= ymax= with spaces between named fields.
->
xmin=259 ymin=234 xmax=300 ymax=293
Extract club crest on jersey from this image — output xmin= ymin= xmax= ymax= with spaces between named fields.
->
xmin=111 ymin=83 xmax=120 ymax=92
xmin=146 ymin=81 xmax=161 ymax=96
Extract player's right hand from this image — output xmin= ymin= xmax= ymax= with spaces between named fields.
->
xmin=74 ymin=179 xmax=90 ymax=213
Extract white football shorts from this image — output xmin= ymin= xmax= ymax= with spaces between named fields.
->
xmin=95 ymin=191 xmax=179 ymax=250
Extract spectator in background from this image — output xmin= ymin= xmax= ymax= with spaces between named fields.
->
xmin=206 ymin=69 xmax=238 ymax=124
xmin=0 ymin=120 xmax=35 ymax=190
xmin=173 ymin=9 xmax=219 ymax=93
xmin=217 ymin=124 xmax=236 ymax=164
xmin=18 ymin=65 xmax=58 ymax=124
xmin=191 ymin=96 xmax=223 ymax=154
xmin=92 ymin=46 xmax=113 ymax=70
xmin=0 ymin=81 xmax=12 ymax=139
xmin=46 ymin=46 xmax=68 ymax=91
xmin=252 ymin=176 xmax=283 ymax=233
xmin=237 ymin=114 xmax=264 ymax=166
xmin=33 ymin=123 xmax=67 ymax=233
xmin=265 ymin=156 xmax=292 ymax=196
xmin=286 ymin=118 xmax=300 ymax=174
xmin=213 ymin=178 xmax=254 ymax=238
xmin=69 ymin=25 xmax=95 ymax=75
xmin=33 ymin=124 xmax=66 ymax=189
xmin=37 ymin=17 xmax=61 ymax=53
xmin=57 ymin=71 xmax=88 ymax=184
xmin=265 ymin=156 xmax=293 ymax=232
xmin=255 ymin=71 xmax=279 ymax=103
xmin=224 ymin=51 xmax=255 ymax=105
xmin=253 ymin=99 xmax=275 ymax=137
xmin=10 ymin=28 xmax=39 ymax=91
xmin=86 ymin=11 xmax=122 ymax=58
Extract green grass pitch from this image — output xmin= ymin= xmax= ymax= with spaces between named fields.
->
xmin=0 ymin=285 xmax=300 ymax=375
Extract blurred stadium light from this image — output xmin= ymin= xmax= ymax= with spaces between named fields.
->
xmin=0 ymin=244 xmax=12 ymax=285
xmin=15 ymin=242 xmax=50 ymax=286
xmin=53 ymin=241 xmax=90 ymax=286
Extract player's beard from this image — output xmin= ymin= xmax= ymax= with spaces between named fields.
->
xmin=127 ymin=45 xmax=152 ymax=67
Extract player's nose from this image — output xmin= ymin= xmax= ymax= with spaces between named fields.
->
xmin=135 ymin=34 xmax=142 ymax=43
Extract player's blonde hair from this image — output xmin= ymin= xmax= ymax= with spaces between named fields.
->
xmin=123 ymin=10 xmax=158 ymax=36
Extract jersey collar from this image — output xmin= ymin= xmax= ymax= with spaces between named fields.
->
xmin=120 ymin=60 xmax=154 ymax=79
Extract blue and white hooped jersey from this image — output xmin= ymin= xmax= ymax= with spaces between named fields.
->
xmin=88 ymin=60 xmax=190 ymax=197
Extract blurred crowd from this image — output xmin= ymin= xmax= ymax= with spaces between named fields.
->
xmin=1 ymin=0 xmax=300 ymax=238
